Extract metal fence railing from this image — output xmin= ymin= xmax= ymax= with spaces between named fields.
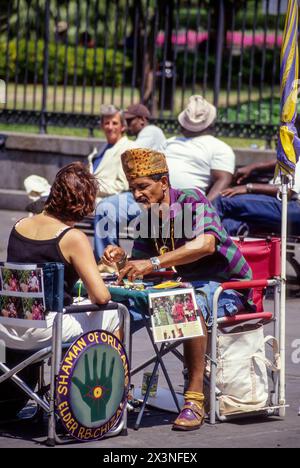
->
xmin=0 ymin=0 xmax=289 ymax=142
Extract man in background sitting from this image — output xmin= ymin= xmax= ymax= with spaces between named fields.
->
xmin=89 ymin=104 xmax=137 ymax=260
xmin=160 ymin=95 xmax=235 ymax=202
xmin=124 ymin=103 xmax=166 ymax=151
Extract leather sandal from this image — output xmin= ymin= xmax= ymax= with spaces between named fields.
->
xmin=172 ymin=400 xmax=205 ymax=431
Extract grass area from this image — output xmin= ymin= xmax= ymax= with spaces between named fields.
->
xmin=220 ymin=137 xmax=270 ymax=149
xmin=0 ymin=83 xmax=281 ymax=148
xmin=0 ymin=123 xmax=97 ymax=138
xmin=219 ymin=97 xmax=281 ymax=124
xmin=2 ymin=83 xmax=281 ymax=119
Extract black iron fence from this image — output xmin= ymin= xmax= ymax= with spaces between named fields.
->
xmin=0 ymin=0 xmax=290 ymax=141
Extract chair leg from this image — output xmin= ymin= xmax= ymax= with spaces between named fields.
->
xmin=273 ymin=282 xmax=280 ymax=407
xmin=209 ymin=287 xmax=223 ymax=424
xmin=47 ymin=313 xmax=63 ymax=446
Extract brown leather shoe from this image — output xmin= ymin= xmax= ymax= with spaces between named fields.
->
xmin=172 ymin=400 xmax=205 ymax=431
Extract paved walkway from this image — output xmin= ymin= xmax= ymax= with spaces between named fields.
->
xmin=0 ymin=210 xmax=299 ymax=448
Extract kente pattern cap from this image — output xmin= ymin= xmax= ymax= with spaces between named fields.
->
xmin=121 ymin=148 xmax=169 ymax=180
xmin=178 ymin=95 xmax=217 ymax=133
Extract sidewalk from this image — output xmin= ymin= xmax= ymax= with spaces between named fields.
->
xmin=0 ymin=210 xmax=299 ymax=448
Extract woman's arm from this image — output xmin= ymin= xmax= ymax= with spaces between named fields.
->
xmin=60 ymin=229 xmax=111 ymax=304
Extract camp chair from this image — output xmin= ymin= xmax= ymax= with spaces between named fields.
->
xmin=0 ymin=261 xmax=130 ymax=445
xmin=209 ymin=237 xmax=284 ymax=424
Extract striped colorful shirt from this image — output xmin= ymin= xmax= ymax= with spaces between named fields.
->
xmin=132 ymin=187 xmax=254 ymax=307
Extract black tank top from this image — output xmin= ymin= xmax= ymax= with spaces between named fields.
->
xmin=7 ymin=225 xmax=79 ymax=305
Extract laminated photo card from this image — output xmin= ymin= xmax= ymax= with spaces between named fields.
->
xmin=148 ymin=288 xmax=204 ymax=343
xmin=0 ymin=264 xmax=46 ymax=328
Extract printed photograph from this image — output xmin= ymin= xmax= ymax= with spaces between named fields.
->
xmin=22 ymin=297 xmax=45 ymax=321
xmin=18 ymin=268 xmax=43 ymax=293
xmin=149 ymin=288 xmax=203 ymax=343
xmin=0 ymin=296 xmax=23 ymax=319
xmin=0 ymin=268 xmax=21 ymax=292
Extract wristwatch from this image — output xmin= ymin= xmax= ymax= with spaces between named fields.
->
xmin=246 ymin=183 xmax=254 ymax=193
xmin=150 ymin=257 xmax=161 ymax=271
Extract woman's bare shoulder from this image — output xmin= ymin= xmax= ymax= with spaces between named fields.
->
xmin=61 ymin=227 xmax=90 ymax=246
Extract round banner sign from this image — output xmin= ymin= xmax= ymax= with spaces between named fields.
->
xmin=56 ymin=330 xmax=130 ymax=441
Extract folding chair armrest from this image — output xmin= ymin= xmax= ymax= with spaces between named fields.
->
xmin=64 ymin=302 xmax=120 ymax=314
xmin=219 ymin=279 xmax=278 ymax=291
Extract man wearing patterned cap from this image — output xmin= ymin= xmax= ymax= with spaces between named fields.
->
xmin=159 ymin=95 xmax=235 ymax=202
xmin=102 ymin=148 xmax=255 ymax=432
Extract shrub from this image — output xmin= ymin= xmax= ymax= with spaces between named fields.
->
xmin=0 ymin=39 xmax=132 ymax=86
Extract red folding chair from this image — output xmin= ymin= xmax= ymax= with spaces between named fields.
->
xmin=209 ymin=237 xmax=283 ymax=424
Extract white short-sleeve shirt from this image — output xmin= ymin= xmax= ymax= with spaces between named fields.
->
xmin=161 ymin=134 xmax=235 ymax=193
xmin=135 ymin=124 xmax=166 ymax=151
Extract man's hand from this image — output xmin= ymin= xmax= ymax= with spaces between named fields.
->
xmin=117 ymin=259 xmax=153 ymax=284
xmin=234 ymin=165 xmax=254 ymax=185
xmin=221 ymin=185 xmax=247 ymax=198
xmin=102 ymin=245 xmax=126 ymax=266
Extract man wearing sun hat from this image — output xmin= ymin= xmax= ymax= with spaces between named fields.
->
xmin=102 ymin=147 xmax=255 ymax=432
xmin=160 ymin=95 xmax=235 ymax=202
xmin=124 ymin=103 xmax=166 ymax=150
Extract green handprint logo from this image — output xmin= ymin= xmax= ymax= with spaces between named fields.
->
xmin=72 ymin=350 xmax=115 ymax=423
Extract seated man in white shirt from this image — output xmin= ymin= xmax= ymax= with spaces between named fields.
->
xmin=161 ymin=95 xmax=235 ymax=202
xmin=124 ymin=103 xmax=166 ymax=150
xmin=89 ymin=105 xmax=137 ymax=260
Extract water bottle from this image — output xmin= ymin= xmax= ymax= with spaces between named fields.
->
xmin=141 ymin=365 xmax=159 ymax=398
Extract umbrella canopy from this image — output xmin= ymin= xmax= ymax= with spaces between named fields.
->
xmin=276 ymin=0 xmax=300 ymax=178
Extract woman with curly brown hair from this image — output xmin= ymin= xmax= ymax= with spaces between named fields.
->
xmin=2 ymin=162 xmax=122 ymax=350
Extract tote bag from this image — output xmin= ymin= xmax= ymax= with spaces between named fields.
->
xmin=216 ymin=325 xmax=280 ymax=415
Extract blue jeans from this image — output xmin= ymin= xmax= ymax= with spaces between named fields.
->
xmin=94 ymin=192 xmax=141 ymax=260
xmin=214 ymin=193 xmax=300 ymax=236
xmin=192 ymin=281 xmax=246 ymax=327
xmin=127 ymin=281 xmax=247 ymax=331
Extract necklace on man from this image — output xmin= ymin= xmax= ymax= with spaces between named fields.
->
xmin=154 ymin=218 xmax=175 ymax=255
